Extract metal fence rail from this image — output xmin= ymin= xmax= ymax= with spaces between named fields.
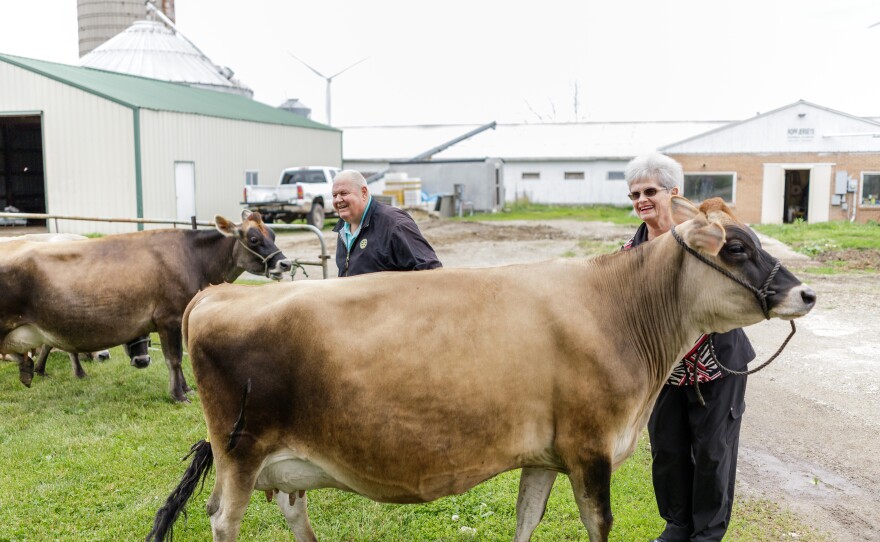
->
xmin=0 ymin=212 xmax=330 ymax=279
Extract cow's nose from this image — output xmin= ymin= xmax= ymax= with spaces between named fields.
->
xmin=800 ymin=286 xmax=817 ymax=308
xmin=278 ymin=259 xmax=293 ymax=272
xmin=131 ymin=355 xmax=151 ymax=369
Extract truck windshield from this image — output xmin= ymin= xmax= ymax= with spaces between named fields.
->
xmin=281 ymin=170 xmax=326 ymax=184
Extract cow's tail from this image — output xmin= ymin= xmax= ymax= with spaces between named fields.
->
xmin=145 ymin=439 xmax=214 ymax=542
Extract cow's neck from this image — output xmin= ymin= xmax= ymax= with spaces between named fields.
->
xmin=591 ymin=234 xmax=703 ymax=387
xmin=187 ymin=230 xmax=241 ymax=286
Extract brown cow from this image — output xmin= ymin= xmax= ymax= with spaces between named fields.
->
xmin=147 ymin=197 xmax=816 ymax=541
xmin=0 ymin=210 xmax=291 ymax=402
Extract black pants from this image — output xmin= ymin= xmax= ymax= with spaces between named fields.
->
xmin=648 ymin=375 xmax=747 ymax=542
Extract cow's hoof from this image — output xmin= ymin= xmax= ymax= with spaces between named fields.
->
xmin=171 ymin=392 xmax=191 ymax=404
xmin=130 ymin=355 xmax=151 ymax=369
xmin=74 ymin=371 xmax=88 ymax=379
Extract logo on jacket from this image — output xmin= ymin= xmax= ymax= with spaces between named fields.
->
xmin=359 ymin=239 xmax=368 ymax=249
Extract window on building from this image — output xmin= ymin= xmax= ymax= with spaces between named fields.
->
xmin=245 ymin=170 xmax=259 ymax=186
xmin=606 ymin=171 xmax=625 ymax=181
xmin=862 ymin=173 xmax=880 ymax=206
xmin=683 ymin=173 xmax=735 ymax=203
xmin=564 ymin=171 xmax=585 ymax=180
xmin=521 ymin=172 xmax=540 ymax=180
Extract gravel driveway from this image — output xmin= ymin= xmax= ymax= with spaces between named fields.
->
xmin=273 ymin=216 xmax=880 ymax=541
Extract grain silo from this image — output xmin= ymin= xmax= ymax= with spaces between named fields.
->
xmin=77 ymin=0 xmax=176 ymax=57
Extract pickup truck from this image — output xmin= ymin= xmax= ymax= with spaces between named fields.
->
xmin=242 ymin=166 xmax=340 ymax=229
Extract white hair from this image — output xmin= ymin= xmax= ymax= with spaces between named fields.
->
xmin=333 ymin=169 xmax=368 ymax=190
xmin=624 ymin=152 xmax=683 ymax=190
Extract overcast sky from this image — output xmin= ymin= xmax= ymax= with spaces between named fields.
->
xmin=2 ymin=1 xmax=878 ymax=126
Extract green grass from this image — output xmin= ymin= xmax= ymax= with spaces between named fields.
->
xmin=463 ymin=202 xmax=640 ymax=225
xmin=0 ymin=342 xmax=828 ymax=541
xmin=752 ymin=220 xmax=880 ymax=255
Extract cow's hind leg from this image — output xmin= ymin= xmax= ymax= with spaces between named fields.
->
xmin=276 ymin=491 xmax=318 ymax=542
xmin=206 ymin=460 xmax=261 ymax=541
xmin=68 ymin=353 xmax=87 ymax=378
xmin=34 ymin=346 xmax=51 ymax=376
xmin=568 ymin=456 xmax=613 ymax=542
xmin=514 ymin=468 xmax=557 ymax=542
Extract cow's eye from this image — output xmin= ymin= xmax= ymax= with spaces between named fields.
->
xmin=726 ymin=241 xmax=746 ymax=255
xmin=249 ymin=236 xmax=259 ymax=245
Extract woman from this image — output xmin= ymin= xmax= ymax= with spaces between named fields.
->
xmin=622 ymin=152 xmax=755 ymax=542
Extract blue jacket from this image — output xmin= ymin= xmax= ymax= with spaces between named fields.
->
xmin=332 ymin=200 xmax=442 ymax=277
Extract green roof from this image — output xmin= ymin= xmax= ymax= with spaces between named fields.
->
xmin=0 ymin=53 xmax=338 ymax=132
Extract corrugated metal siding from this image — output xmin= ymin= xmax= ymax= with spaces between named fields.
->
xmin=139 ymin=110 xmax=342 ymax=223
xmin=0 ymin=61 xmax=138 ymax=235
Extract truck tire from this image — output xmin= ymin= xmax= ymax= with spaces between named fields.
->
xmin=307 ymin=201 xmax=325 ymax=229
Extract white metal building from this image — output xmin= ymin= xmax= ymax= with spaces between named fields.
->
xmin=342 ymin=121 xmax=727 ymax=206
xmin=661 ymin=101 xmax=880 ymax=224
xmin=0 ymin=53 xmax=340 ymax=234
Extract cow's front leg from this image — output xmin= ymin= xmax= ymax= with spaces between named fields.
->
xmin=569 ymin=456 xmax=613 ymax=542
xmin=276 ymin=491 xmax=318 ymax=542
xmin=513 ymin=468 xmax=557 ymax=542
xmin=157 ymin=325 xmax=190 ymax=402
xmin=14 ymin=353 xmax=34 ymax=387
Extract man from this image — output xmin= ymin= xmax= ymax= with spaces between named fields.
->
xmin=331 ymin=170 xmax=441 ymax=277
xmin=622 ymin=152 xmax=755 ymax=542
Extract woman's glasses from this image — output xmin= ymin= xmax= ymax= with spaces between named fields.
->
xmin=627 ymin=187 xmax=671 ymax=201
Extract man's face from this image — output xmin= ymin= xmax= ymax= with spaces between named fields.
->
xmin=332 ymin=178 xmax=368 ymax=225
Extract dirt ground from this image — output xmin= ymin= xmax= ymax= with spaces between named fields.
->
xmin=273 ymin=215 xmax=880 ymax=541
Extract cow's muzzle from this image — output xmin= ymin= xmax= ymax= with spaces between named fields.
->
xmin=130 ymin=355 xmax=151 ymax=369
xmin=269 ymin=259 xmax=293 ymax=281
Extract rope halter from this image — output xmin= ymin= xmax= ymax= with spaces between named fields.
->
xmin=669 ymin=224 xmax=796 ymax=406
xmin=670 ymin=225 xmax=780 ymax=320
xmin=236 ymin=237 xmax=283 ymax=278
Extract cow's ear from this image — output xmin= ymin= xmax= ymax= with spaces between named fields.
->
xmin=682 ymin=218 xmax=726 ymax=256
xmin=671 ymin=195 xmax=700 ymax=225
xmin=241 ymin=209 xmax=253 ymax=222
xmin=215 ymin=215 xmax=241 ymax=238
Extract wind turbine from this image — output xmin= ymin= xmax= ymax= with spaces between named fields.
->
xmin=287 ymin=52 xmax=369 ymax=126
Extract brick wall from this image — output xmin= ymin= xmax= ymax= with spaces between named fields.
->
xmin=667 ymin=152 xmax=880 ymax=224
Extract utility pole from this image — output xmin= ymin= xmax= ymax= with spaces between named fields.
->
xmin=287 ymin=53 xmax=368 ymax=126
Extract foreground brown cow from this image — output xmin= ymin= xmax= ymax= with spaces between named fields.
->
xmin=0 ymin=211 xmax=290 ymax=402
xmin=148 ymin=197 xmax=816 ymax=541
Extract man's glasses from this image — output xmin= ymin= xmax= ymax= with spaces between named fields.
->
xmin=627 ymin=187 xmax=671 ymax=201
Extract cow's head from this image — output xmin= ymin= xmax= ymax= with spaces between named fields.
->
xmin=215 ymin=210 xmax=292 ymax=280
xmin=670 ymin=196 xmax=815 ymax=333
xmin=123 ymin=335 xmax=151 ymax=369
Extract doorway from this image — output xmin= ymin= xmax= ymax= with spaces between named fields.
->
xmin=0 ymin=115 xmax=46 ymax=227
xmin=174 ymin=161 xmax=195 ymax=222
xmin=783 ymin=169 xmax=810 ymax=223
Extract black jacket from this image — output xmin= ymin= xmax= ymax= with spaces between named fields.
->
xmin=332 ymin=199 xmax=442 ymax=277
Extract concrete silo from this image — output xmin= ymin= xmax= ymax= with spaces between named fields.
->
xmin=77 ymin=0 xmax=176 ymax=57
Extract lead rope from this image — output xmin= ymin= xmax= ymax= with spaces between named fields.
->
xmin=670 ymin=226 xmax=797 ymax=406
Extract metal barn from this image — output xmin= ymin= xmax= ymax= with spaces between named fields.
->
xmin=0 ymin=53 xmax=341 ymax=234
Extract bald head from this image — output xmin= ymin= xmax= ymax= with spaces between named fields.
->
xmin=332 ymin=170 xmax=370 ymax=227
